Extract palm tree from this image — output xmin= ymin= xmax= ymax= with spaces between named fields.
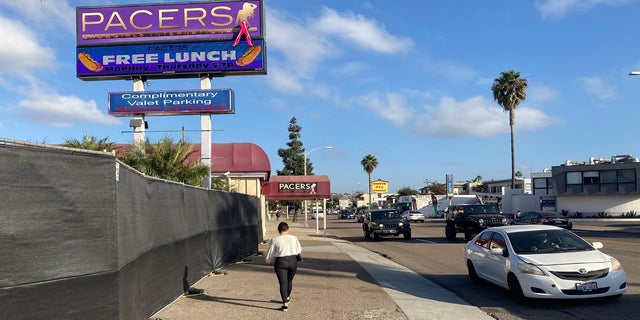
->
xmin=360 ymin=154 xmax=378 ymax=209
xmin=120 ymin=136 xmax=210 ymax=186
xmin=63 ymin=133 xmax=115 ymax=152
xmin=492 ymin=70 xmax=528 ymax=189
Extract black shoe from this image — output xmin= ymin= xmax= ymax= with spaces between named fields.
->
xmin=280 ymin=305 xmax=288 ymax=312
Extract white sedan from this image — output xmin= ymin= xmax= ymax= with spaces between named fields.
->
xmin=464 ymin=225 xmax=627 ymax=300
xmin=404 ymin=210 xmax=425 ymax=222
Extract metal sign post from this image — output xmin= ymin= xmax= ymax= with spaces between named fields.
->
xmin=200 ymin=76 xmax=212 ymax=189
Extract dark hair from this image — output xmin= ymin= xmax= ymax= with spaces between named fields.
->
xmin=277 ymin=222 xmax=289 ymax=233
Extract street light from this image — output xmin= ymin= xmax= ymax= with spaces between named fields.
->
xmin=303 ymin=146 xmax=332 ymax=229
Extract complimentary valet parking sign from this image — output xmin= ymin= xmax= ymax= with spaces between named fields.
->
xmin=108 ymin=89 xmax=235 ymax=116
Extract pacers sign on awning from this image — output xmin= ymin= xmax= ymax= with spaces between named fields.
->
xmin=371 ymin=179 xmax=389 ymax=193
xmin=262 ymin=175 xmax=331 ymax=200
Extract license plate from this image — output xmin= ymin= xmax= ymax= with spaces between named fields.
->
xmin=576 ymin=282 xmax=597 ymax=292
xmin=385 ymin=230 xmax=397 ymax=234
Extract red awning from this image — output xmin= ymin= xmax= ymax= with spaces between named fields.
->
xmin=262 ymin=175 xmax=331 ymax=200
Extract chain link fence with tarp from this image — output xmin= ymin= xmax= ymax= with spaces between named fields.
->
xmin=0 ymin=139 xmax=261 ymax=319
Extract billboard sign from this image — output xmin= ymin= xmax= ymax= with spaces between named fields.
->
xmin=446 ymin=174 xmax=454 ymax=196
xmin=371 ymin=179 xmax=389 ymax=193
xmin=108 ymin=89 xmax=234 ymax=116
xmin=76 ymin=1 xmax=263 ymax=46
xmin=77 ymin=40 xmax=265 ymax=80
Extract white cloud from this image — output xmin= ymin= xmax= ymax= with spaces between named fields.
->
xmin=310 ymin=7 xmax=412 ymax=54
xmin=535 ymin=0 xmax=632 ymax=19
xmin=353 ymin=91 xmax=415 ymax=125
xmin=0 ymin=0 xmax=75 ymax=34
xmin=265 ymin=6 xmax=412 ymax=95
xmin=18 ymin=91 xmax=120 ymax=127
xmin=579 ymin=76 xmax=617 ymax=100
xmin=0 ymin=15 xmax=55 ymax=75
xmin=410 ymin=96 xmax=558 ymax=138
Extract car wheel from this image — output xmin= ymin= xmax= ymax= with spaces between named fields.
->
xmin=507 ymin=273 xmax=526 ymax=302
xmin=464 ymin=232 xmax=474 ymax=242
xmin=403 ymin=231 xmax=412 ymax=240
xmin=466 ymin=260 xmax=481 ymax=285
xmin=445 ymin=225 xmax=456 ymax=240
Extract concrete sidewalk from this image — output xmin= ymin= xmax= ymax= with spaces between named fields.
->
xmin=150 ymin=217 xmax=493 ymax=320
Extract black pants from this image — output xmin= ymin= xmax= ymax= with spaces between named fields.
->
xmin=274 ymin=255 xmax=298 ymax=303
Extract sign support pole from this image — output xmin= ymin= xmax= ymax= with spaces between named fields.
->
xmin=132 ymin=78 xmax=146 ymax=144
xmin=200 ymin=76 xmax=212 ymax=189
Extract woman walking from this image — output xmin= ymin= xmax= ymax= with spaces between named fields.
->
xmin=265 ymin=222 xmax=302 ymax=311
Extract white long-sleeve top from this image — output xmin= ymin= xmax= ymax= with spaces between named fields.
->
xmin=265 ymin=234 xmax=302 ymax=264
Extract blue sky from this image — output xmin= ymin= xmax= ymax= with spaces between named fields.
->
xmin=1 ymin=0 xmax=640 ymax=194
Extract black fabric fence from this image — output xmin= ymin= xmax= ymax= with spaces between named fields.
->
xmin=0 ymin=141 xmax=262 ymax=319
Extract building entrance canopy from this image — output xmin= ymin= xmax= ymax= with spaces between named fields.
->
xmin=262 ymin=175 xmax=331 ymax=200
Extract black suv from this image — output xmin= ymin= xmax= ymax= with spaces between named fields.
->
xmin=444 ymin=204 xmax=506 ymax=241
xmin=362 ymin=209 xmax=411 ymax=240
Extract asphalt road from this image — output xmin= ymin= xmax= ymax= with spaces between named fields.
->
xmin=325 ymin=216 xmax=640 ymax=320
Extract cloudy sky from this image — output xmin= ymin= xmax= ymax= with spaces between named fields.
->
xmin=1 ymin=0 xmax=640 ymax=193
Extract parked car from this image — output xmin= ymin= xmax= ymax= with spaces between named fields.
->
xmin=338 ymin=209 xmax=355 ymax=219
xmin=444 ymin=203 xmax=507 ymax=241
xmin=362 ymin=209 xmax=411 ymax=240
xmin=356 ymin=209 xmax=366 ymax=223
xmin=311 ymin=209 xmax=324 ymax=219
xmin=512 ymin=210 xmax=573 ymax=229
xmin=464 ymin=225 xmax=627 ymax=300
xmin=403 ymin=210 xmax=425 ymax=222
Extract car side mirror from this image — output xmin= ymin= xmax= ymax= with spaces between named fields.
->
xmin=490 ymin=248 xmax=508 ymax=257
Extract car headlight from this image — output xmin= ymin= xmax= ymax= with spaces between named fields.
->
xmin=501 ymin=217 xmax=507 ymax=224
xmin=611 ymin=257 xmax=623 ymax=271
xmin=518 ymin=263 xmax=546 ymax=276
xmin=378 ymin=223 xmax=384 ymax=229
xmin=477 ymin=218 xmax=485 ymax=226
xmin=399 ymin=222 xmax=404 ymax=227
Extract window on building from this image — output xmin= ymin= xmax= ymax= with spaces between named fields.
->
xmin=565 ymin=169 xmax=637 ymax=193
xmin=533 ymin=177 xmax=552 ymax=195
xmin=583 ymin=171 xmax=599 ymax=184
xmin=567 ymin=172 xmax=582 ymax=184
xmin=601 ymin=170 xmax=617 ymax=183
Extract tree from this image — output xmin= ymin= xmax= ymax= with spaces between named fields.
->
xmin=277 ymin=117 xmax=308 ymax=176
xmin=276 ymin=117 xmax=308 ymax=215
xmin=63 ymin=133 xmax=115 ymax=152
xmin=360 ymin=154 xmax=378 ymax=209
xmin=397 ymin=187 xmax=418 ymax=196
xmin=426 ymin=182 xmax=446 ymax=195
xmin=492 ymin=70 xmax=528 ymax=189
xmin=119 ymin=136 xmax=210 ymax=186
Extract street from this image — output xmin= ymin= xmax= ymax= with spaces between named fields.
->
xmin=322 ymin=215 xmax=640 ymax=320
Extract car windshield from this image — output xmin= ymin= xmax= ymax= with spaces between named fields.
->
xmin=371 ymin=210 xmax=401 ymax=219
xmin=462 ymin=205 xmax=500 ymax=215
xmin=508 ymin=229 xmax=594 ymax=254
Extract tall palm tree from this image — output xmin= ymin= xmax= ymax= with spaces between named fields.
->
xmin=492 ymin=70 xmax=528 ymax=189
xmin=360 ymin=154 xmax=378 ymax=209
